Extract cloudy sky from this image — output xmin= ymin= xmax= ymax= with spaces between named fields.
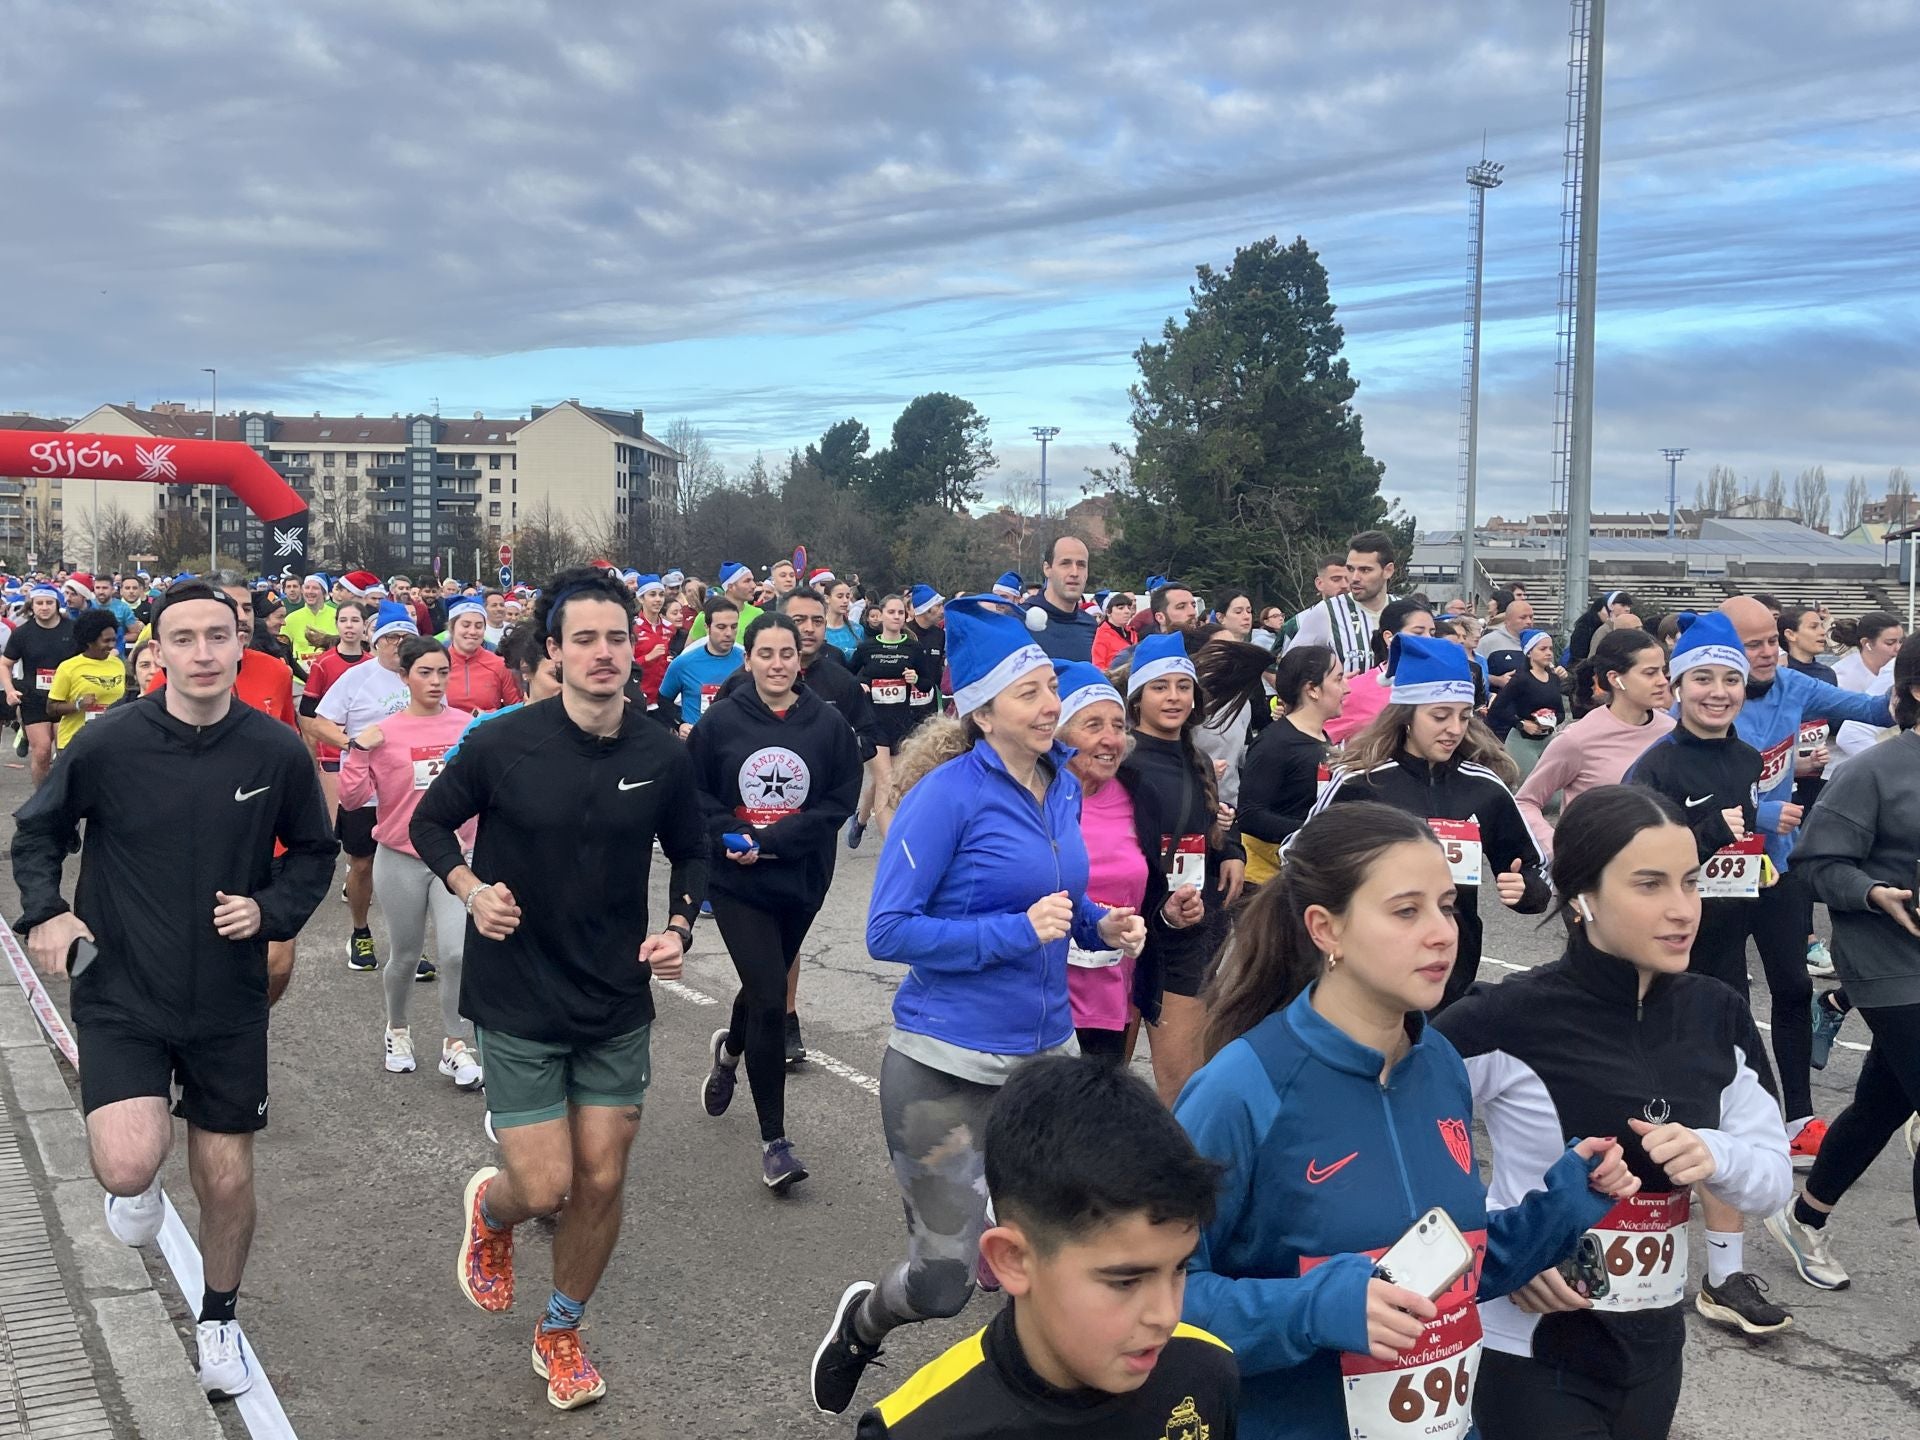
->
xmin=5 ymin=0 xmax=1918 ymax=528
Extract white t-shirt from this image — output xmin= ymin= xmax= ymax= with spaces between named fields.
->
xmin=316 ymin=660 xmax=411 ymax=744
xmin=1829 ymin=650 xmax=1895 ymax=774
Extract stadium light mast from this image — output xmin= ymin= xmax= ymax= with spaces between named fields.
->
xmin=1030 ymin=425 xmax=1060 ymax=518
xmin=1662 ymin=447 xmax=1688 ymax=539
xmin=1457 ymin=155 xmax=1504 ymax=605
xmin=1553 ymin=0 xmax=1605 ymax=633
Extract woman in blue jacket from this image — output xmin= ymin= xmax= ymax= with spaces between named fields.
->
xmin=807 ymin=596 xmax=1149 ymax=1418
xmin=1175 ymin=802 xmax=1632 ymax=1440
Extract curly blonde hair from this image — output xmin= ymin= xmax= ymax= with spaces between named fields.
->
xmin=885 ymin=715 xmax=975 ymax=810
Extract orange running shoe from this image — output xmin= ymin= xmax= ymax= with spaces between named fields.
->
xmin=457 ymin=1166 xmax=514 ymax=1313
xmin=1789 ymin=1117 xmax=1829 ymax=1171
xmin=531 ymin=1325 xmax=606 ymax=1410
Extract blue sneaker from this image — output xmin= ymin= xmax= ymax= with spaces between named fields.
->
xmin=700 ymin=899 xmax=713 ymax=917
xmin=415 ymin=956 xmax=437 ymax=983
xmin=844 ymin=816 xmax=866 ymax=850
xmin=701 ymin=1029 xmax=738 ymax=1117
xmin=1811 ymin=993 xmax=1845 ymax=1070
xmin=762 ymin=1137 xmax=809 ymax=1193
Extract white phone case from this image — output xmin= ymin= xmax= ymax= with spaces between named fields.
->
xmin=1374 ymin=1208 xmax=1475 ymax=1300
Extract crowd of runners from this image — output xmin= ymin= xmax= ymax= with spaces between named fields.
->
xmin=4 ymin=532 xmax=1918 ymax=1438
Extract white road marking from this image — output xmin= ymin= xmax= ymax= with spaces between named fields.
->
xmin=657 ymin=977 xmax=881 ymax=1095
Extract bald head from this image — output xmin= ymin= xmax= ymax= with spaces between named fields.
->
xmin=1719 ymin=596 xmax=1779 ymax=682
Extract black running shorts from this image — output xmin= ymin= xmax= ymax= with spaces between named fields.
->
xmin=77 ymin=1015 xmax=270 ymax=1134
xmin=335 ymin=803 xmax=378 ymax=859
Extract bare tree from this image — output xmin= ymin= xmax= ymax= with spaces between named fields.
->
xmin=70 ymin=500 xmax=150 ymax=573
xmin=1760 ymin=470 xmax=1787 ymax=519
xmin=510 ymin=497 xmax=586 ymax=583
xmin=1889 ymin=467 xmax=1914 ymax=528
xmin=662 ymin=417 xmax=724 ymax=558
xmin=1837 ymin=474 xmax=1870 ymax=536
xmin=1791 ymin=465 xmax=1830 ymax=531
xmin=1701 ymin=464 xmax=1740 ymax=517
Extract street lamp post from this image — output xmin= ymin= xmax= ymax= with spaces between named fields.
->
xmin=1030 ymin=426 xmax=1059 ymax=519
xmin=201 ymin=367 xmax=218 ymax=573
xmin=1661 ymin=447 xmax=1687 ymax=539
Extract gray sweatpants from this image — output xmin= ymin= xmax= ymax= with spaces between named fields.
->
xmin=372 ymin=844 xmax=469 ymax=1040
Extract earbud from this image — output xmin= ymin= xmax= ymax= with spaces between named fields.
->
xmin=1576 ymin=896 xmax=1595 ymax=923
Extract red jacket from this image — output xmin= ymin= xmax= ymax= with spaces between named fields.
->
xmin=1091 ymin=622 xmax=1132 ymax=673
xmin=633 ymin=616 xmax=673 ymax=705
xmin=446 ymin=644 xmax=522 ymax=715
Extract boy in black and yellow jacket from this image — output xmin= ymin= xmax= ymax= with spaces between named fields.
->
xmin=856 ymin=1057 xmax=1238 ymax=1439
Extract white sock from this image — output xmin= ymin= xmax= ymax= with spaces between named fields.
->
xmin=1785 ymin=1115 xmax=1812 ymax=1140
xmin=1706 ymin=1229 xmax=1744 ymax=1285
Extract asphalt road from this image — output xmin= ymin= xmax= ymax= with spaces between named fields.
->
xmin=2 ymin=753 xmax=1917 ymax=1440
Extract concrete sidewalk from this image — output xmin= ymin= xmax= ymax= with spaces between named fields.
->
xmin=0 ymin=988 xmax=226 ymax=1440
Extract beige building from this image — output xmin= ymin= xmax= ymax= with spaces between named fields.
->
xmin=0 ymin=414 xmax=73 ymax=562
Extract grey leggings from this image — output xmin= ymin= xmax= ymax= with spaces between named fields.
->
xmin=857 ymin=1047 xmax=1000 ymax=1341
xmin=372 ymin=844 xmax=469 ymax=1040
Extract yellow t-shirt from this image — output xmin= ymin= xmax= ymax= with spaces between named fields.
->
xmin=47 ymin=653 xmax=127 ymax=748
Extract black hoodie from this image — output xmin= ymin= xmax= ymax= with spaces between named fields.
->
xmin=1236 ymin=718 xmax=1329 ymax=846
xmin=686 ymin=684 xmax=864 ymax=911
xmin=12 ymin=692 xmax=337 ymax=1037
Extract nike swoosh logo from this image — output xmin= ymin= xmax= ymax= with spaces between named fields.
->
xmin=1684 ymin=795 xmax=1713 ymax=808
xmin=235 ymin=785 xmax=270 ymax=802
xmin=1305 ymin=1152 xmax=1359 ymax=1185
xmin=617 ymin=779 xmax=653 ymax=792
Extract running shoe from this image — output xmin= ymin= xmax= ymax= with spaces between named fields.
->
xmin=701 ymin=1028 xmax=738 ymax=1117
xmin=347 ymin=932 xmax=378 ymax=972
xmin=1805 ymin=940 xmax=1836 ymax=978
xmin=699 ymin=899 xmax=713 ymax=917
xmin=844 ymin=816 xmax=866 ymax=850
xmin=384 ymin=1028 xmax=416 ymax=1074
xmin=196 ymin=1319 xmax=253 ymax=1399
xmin=103 ymin=1177 xmax=164 ymax=1247
xmin=785 ymin=1011 xmax=807 ymax=1066
xmin=483 ymin=1111 xmax=498 ymax=1145
xmin=440 ymin=1039 xmax=483 ymax=1090
xmin=340 ymin=881 xmax=349 ymax=903
xmin=1811 ymin=994 xmax=1845 ymax=1070
xmin=763 ymin=1138 xmax=810 ymax=1194
xmin=531 ymin=1325 xmax=606 ymax=1411
xmin=810 ymin=1280 xmax=884 ymax=1415
xmin=457 ymin=1166 xmax=514 ymax=1313
xmin=1695 ymin=1272 xmax=1792 ymax=1335
xmin=415 ymin=956 xmax=437 ymax=982
xmin=1907 ymin=1114 xmax=1920 ymax=1159
xmin=1789 ymin=1117 xmax=1829 ymax=1171
xmin=12 ymin=725 xmax=26 ymax=758
xmin=1765 ymin=1206 xmax=1850 ymax=1290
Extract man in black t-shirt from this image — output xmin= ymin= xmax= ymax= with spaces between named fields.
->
xmin=3 ymin=585 xmax=78 ymax=786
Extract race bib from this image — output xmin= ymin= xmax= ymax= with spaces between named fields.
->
xmin=1530 ymin=709 xmax=1560 ymax=731
xmin=1757 ymin=736 xmax=1793 ymax=791
xmin=83 ymin=706 xmax=103 ymax=722
xmin=410 ymin=745 xmax=449 ymax=791
xmin=1797 ymin=719 xmax=1830 ymax=757
xmin=1588 ymin=1191 xmax=1689 ymax=1313
xmin=699 ymin=683 xmax=720 ymax=711
xmin=1698 ymin=835 xmax=1765 ymax=899
xmin=1068 ymin=897 xmax=1126 ymax=968
xmin=35 ymin=668 xmax=54 ymax=692
xmin=1428 ymin=818 xmax=1483 ymax=887
xmin=871 ymin=678 xmax=908 ymax=706
xmin=1317 ymin=762 xmax=1333 ymax=801
xmin=1161 ymin=834 xmax=1207 ymax=889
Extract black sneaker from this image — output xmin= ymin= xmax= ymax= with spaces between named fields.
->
xmin=810 ymin=1281 xmax=883 ymax=1415
xmin=347 ymin=933 xmax=378 ymax=972
xmin=415 ymin=956 xmax=437 ymax=983
xmin=1696 ymin=1272 xmax=1792 ymax=1336
xmin=701 ymin=1029 xmax=738 ymax=1118
xmin=785 ymin=1012 xmax=807 ymax=1067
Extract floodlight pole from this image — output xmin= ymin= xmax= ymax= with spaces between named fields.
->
xmin=1662 ymin=447 xmax=1687 ymax=539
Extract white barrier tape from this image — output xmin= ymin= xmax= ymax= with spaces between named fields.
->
xmin=1 ymin=925 xmax=300 ymax=1440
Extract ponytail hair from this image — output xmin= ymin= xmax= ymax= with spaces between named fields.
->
xmin=1273 ymin=645 xmax=1338 ymax=710
xmin=1832 ymin=610 xmax=1900 ymax=652
xmin=1203 ymin=803 xmax=1443 ymax=1057
xmin=1368 ymin=598 xmax=1434 ymax=667
xmin=1549 ymin=786 xmax=1690 ymax=930
xmin=1573 ymin=626 xmax=1663 ymax=716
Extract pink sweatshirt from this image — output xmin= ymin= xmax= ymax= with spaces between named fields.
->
xmin=1068 ymin=777 xmax=1151 ymax=1033
xmin=1326 ymin=665 xmax=1389 ymax=745
xmin=1513 ymin=703 xmax=1675 ymax=854
xmin=338 ymin=708 xmax=478 ymax=857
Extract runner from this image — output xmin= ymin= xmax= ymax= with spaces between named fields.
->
xmin=1309 ymin=635 xmax=1549 ymax=1011
xmin=657 ymin=595 xmax=744 ymax=732
xmin=13 ymin=578 xmax=336 ymax=1398
xmin=1476 ymin=593 xmax=1537 ymax=688
xmin=1514 ymin=627 xmax=1674 ymax=855
xmin=847 ymin=593 xmax=927 ymax=846
xmin=1091 ymin=591 xmax=1137 ymax=671
xmin=1026 ymin=536 xmax=1099 ymax=663
xmin=1277 ymin=555 xmax=1348 ymax=648
xmin=45 ymin=610 xmax=126 ymax=748
xmin=1324 ymin=598 xmax=1434 ymax=745
xmin=3 ymin=583 xmax=77 ymax=785
xmin=443 ymin=595 xmax=521 ymax=715
xmin=1827 ymin=610 xmax=1902 ymax=773
xmin=821 ymin=576 xmax=861 ymax=660
xmin=1213 ymin=592 xmax=1255 ymax=644
xmin=1190 ymin=630 xmax=1282 ymax=811
xmin=444 ymin=621 xmax=563 ymax=761
xmin=687 ymin=560 xmax=761 ymax=642
xmin=807 ymin=596 xmax=1147 ymax=1416
xmin=1284 ymin=531 xmax=1398 ymax=674
xmin=310 ymin=601 xmax=419 ymax=976
xmin=1236 ymin=645 xmax=1346 ymax=887
xmin=1147 ymin=580 xmax=1200 ymax=636
xmin=414 ymin=564 xmax=707 ymax=1412
xmin=298 ymin=598 xmax=372 ymax=816
xmin=1779 ymin=604 xmax=1839 ymax=976
xmin=1484 ymin=628 xmax=1567 ymax=778
xmin=1440 ymin=785 xmax=1793 ymax=1439
xmin=691 ymin=612 xmax=862 ymax=1189
xmin=630 ymin=574 xmax=674 ymax=725
xmin=1176 ymin=801 xmax=1629 ymax=1440
xmin=338 ymin=635 xmax=482 ymax=1088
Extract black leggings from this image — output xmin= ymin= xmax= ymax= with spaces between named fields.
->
xmin=1075 ymin=1027 xmax=1127 ymax=1066
xmin=711 ymin=896 xmax=821 ymax=1143
xmin=1689 ymin=872 xmax=1813 ymax=1119
xmin=1805 ymin=1001 xmax=1920 ymax=1223
xmin=1475 ymin=1349 xmax=1682 ymax=1440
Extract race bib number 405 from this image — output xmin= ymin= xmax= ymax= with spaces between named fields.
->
xmin=1428 ymin=819 xmax=1483 ymax=887
xmin=1589 ymin=1190 xmax=1689 ymax=1313
xmin=1698 ymin=835 xmax=1765 ymax=899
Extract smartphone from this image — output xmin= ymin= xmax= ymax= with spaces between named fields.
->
xmin=1555 ymin=1230 xmax=1611 ymax=1302
xmin=67 ymin=937 xmax=98 ymax=979
xmin=722 ymin=833 xmax=756 ymax=854
xmin=1373 ymin=1208 xmax=1475 ymax=1301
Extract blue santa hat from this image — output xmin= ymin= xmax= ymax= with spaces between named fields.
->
xmin=910 ymin=583 xmax=944 ymax=618
xmin=370 ymin=600 xmax=420 ymax=643
xmin=633 ymin=573 xmax=666 ymax=598
xmin=29 ymin=582 xmax=60 ymax=600
xmin=1668 ymin=611 xmax=1750 ymax=680
xmin=1386 ymin=634 xmax=1476 ymax=706
xmin=992 ymin=571 xmax=1024 ymax=601
xmin=1518 ymin=627 xmax=1554 ymax=657
xmin=717 ymin=560 xmax=751 ymax=587
xmin=1054 ymin=660 xmax=1125 ymax=728
xmin=1126 ymin=632 xmax=1198 ymax=697
xmin=945 ymin=595 xmax=1053 ymax=717
xmin=662 ymin=568 xmax=686 ymax=588
xmin=1144 ymin=574 xmax=1169 ymax=595
xmin=444 ymin=597 xmax=486 ymax=624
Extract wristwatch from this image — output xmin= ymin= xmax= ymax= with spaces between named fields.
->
xmin=666 ymin=921 xmax=694 ymax=954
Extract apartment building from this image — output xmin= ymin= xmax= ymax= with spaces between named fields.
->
xmin=0 ymin=413 xmax=72 ymax=562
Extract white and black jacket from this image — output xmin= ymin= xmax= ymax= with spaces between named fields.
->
xmin=1437 ymin=933 xmax=1793 ymax=1386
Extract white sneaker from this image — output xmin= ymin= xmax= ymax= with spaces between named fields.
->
xmin=103 ymin=1177 xmax=164 ymax=1247
xmin=1805 ymin=940 xmax=1836 ymax=978
xmin=1906 ymin=1114 xmax=1919 ymax=1159
xmin=196 ymin=1319 xmax=253 ymax=1399
xmin=384 ymin=1027 xmax=416 ymax=1074
xmin=1765 ymin=1205 xmax=1850 ymax=1290
xmin=440 ymin=1040 xmax=484 ymax=1090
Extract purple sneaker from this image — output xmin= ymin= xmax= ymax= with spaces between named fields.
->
xmin=762 ymin=1138 xmax=810 ymax=1194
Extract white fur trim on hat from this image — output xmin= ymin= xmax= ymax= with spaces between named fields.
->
xmin=953 ymin=642 xmax=1051 ymax=717
xmin=1669 ymin=644 xmax=1748 ymax=679
xmin=1125 ymin=652 xmax=1197 ymax=697
xmin=1388 ymin=678 xmax=1477 ymax=706
xmin=1059 ymin=681 xmax=1124 ymax=728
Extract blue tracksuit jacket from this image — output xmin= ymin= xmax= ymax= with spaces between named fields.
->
xmin=1728 ymin=668 xmax=1891 ymax=871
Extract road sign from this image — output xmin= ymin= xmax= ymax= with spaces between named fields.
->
xmin=498 ymin=543 xmax=513 ymax=567
xmin=499 ymin=565 xmax=513 ymax=589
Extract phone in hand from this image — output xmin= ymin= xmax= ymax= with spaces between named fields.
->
xmin=1555 ymin=1230 xmax=1611 ymax=1301
xmin=723 ymin=833 xmax=756 ymax=854
xmin=1373 ymin=1208 xmax=1475 ymax=1301
xmin=68 ymin=938 xmax=98 ymax=979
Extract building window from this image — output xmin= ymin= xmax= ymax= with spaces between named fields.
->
xmin=511 ymin=502 xmax=517 ymax=519
xmin=245 ymin=417 xmax=266 ymax=446
xmin=322 ymin=452 xmax=335 ymax=467
xmin=411 ymin=419 xmax=433 ymax=447
xmin=489 ymin=455 xmax=501 ymax=470
xmin=346 ymin=453 xmax=358 ymax=468
xmin=511 ymin=478 xmax=518 ymax=494
xmin=322 ymin=476 xmax=334 ymax=492
xmin=489 ymin=478 xmax=500 ymax=493
xmin=489 ymin=502 xmax=502 ymax=518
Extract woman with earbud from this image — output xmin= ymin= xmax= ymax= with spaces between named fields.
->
xmin=1439 ymin=785 xmax=1792 ymax=1440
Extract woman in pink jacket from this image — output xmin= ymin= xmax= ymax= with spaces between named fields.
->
xmin=340 ymin=636 xmax=482 ymax=1087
